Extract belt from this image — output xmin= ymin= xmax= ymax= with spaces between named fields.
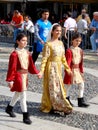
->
xmin=72 ymin=64 xmax=79 ymax=68
xmin=17 ymin=69 xmax=28 ymax=74
xmin=49 ymin=57 xmax=61 ymax=62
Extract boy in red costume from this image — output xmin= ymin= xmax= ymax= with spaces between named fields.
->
xmin=64 ymin=32 xmax=89 ymax=107
xmin=6 ymin=33 xmax=39 ymax=124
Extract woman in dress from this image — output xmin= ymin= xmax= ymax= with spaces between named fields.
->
xmin=38 ymin=23 xmax=73 ymax=114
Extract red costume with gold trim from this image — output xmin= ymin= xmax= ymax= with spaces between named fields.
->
xmin=64 ymin=46 xmax=83 ymax=85
xmin=6 ymin=49 xmax=39 ymax=92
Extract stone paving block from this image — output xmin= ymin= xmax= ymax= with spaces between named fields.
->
xmin=1 ymin=86 xmax=98 ymax=115
xmin=0 ymin=109 xmax=83 ymax=130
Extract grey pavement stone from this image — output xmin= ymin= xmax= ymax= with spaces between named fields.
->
xmin=84 ymin=68 xmax=98 ymax=78
xmin=1 ymin=85 xmax=98 ymax=116
xmin=0 ymin=109 xmax=83 ymax=130
xmin=1 ymin=42 xmax=98 ymax=130
xmin=89 ymin=95 xmax=98 ymax=104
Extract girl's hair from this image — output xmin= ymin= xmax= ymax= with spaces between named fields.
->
xmin=52 ymin=24 xmax=61 ymax=32
xmin=71 ymin=32 xmax=82 ymax=41
xmin=14 ymin=33 xmax=27 ymax=49
xmin=51 ymin=23 xmax=61 ymax=38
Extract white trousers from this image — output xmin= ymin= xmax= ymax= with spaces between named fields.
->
xmin=65 ymin=82 xmax=84 ymax=98
xmin=9 ymin=91 xmax=27 ymax=112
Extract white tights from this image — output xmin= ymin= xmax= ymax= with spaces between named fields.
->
xmin=9 ymin=91 xmax=27 ymax=112
xmin=65 ymin=82 xmax=84 ymax=98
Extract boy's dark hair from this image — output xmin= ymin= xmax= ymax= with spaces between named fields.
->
xmin=41 ymin=9 xmax=49 ymax=15
xmin=67 ymin=11 xmax=72 ymax=17
xmin=72 ymin=32 xmax=82 ymax=41
xmin=14 ymin=10 xmax=19 ymax=14
xmin=24 ymin=15 xmax=31 ymax=20
xmin=14 ymin=33 xmax=27 ymax=49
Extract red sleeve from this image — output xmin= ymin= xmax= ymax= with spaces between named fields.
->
xmin=6 ymin=51 xmax=17 ymax=82
xmin=28 ymin=54 xmax=39 ymax=74
xmin=64 ymin=49 xmax=72 ymax=84
xmin=79 ymin=50 xmax=84 ymax=73
xmin=65 ymin=49 xmax=72 ymax=67
xmin=19 ymin=15 xmax=23 ymax=23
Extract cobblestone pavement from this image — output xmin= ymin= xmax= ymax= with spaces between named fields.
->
xmin=0 ymin=42 xmax=98 ymax=130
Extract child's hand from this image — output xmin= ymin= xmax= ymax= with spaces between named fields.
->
xmin=37 ymin=71 xmax=43 ymax=79
xmin=68 ymin=71 xmax=73 ymax=76
xmin=8 ymin=82 xmax=13 ymax=89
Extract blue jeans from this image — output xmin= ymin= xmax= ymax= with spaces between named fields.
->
xmin=95 ymin=31 xmax=98 ymax=49
xmin=79 ymin=34 xmax=86 ymax=49
xmin=90 ymin=33 xmax=97 ymax=51
xmin=13 ymin=28 xmax=21 ymax=42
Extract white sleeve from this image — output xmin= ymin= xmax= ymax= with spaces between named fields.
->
xmin=25 ymin=21 xmax=34 ymax=33
xmin=84 ymin=21 xmax=88 ymax=29
xmin=21 ymin=22 xmax=25 ymax=31
xmin=25 ymin=21 xmax=32 ymax=30
xmin=64 ymin=20 xmax=68 ymax=28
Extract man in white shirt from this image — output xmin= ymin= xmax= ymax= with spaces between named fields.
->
xmin=77 ymin=14 xmax=88 ymax=49
xmin=64 ymin=11 xmax=77 ymax=48
xmin=22 ymin=15 xmax=34 ymax=52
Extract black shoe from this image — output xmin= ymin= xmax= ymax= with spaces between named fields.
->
xmin=5 ymin=104 xmax=16 ymax=117
xmin=66 ymin=96 xmax=74 ymax=107
xmin=23 ymin=112 xmax=32 ymax=124
xmin=78 ymin=97 xmax=89 ymax=107
xmin=49 ymin=109 xmax=55 ymax=114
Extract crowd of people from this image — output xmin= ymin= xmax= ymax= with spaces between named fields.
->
xmin=4 ymin=8 xmax=98 ymax=125
xmin=0 ymin=8 xmax=98 ymax=53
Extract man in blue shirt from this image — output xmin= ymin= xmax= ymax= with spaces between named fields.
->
xmin=32 ymin=9 xmax=52 ymax=63
xmin=90 ymin=12 xmax=98 ymax=52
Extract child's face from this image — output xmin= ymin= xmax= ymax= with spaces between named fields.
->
xmin=17 ymin=36 xmax=27 ymax=49
xmin=52 ymin=26 xmax=62 ymax=39
xmin=72 ymin=38 xmax=82 ymax=47
xmin=24 ymin=16 xmax=29 ymax=22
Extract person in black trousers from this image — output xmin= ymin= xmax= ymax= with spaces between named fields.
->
xmin=22 ymin=15 xmax=34 ymax=52
xmin=32 ymin=9 xmax=52 ymax=63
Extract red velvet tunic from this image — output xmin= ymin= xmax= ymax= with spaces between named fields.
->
xmin=64 ymin=48 xmax=83 ymax=85
xmin=6 ymin=50 xmax=39 ymax=92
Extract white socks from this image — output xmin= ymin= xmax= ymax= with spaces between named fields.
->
xmin=78 ymin=82 xmax=84 ymax=98
xmin=10 ymin=91 xmax=27 ymax=112
xmin=65 ymin=82 xmax=84 ymax=98
xmin=65 ymin=84 xmax=71 ymax=97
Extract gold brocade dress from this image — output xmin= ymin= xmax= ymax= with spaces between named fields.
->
xmin=40 ymin=41 xmax=73 ymax=113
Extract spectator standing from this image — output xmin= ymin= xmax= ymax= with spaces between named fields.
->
xmin=64 ymin=11 xmax=77 ymax=48
xmin=90 ymin=12 xmax=98 ymax=53
xmin=22 ymin=15 xmax=34 ymax=52
xmin=11 ymin=10 xmax=23 ymax=42
xmin=72 ymin=8 xmax=78 ymax=19
xmin=59 ymin=14 xmax=68 ymax=50
xmin=32 ymin=9 xmax=52 ymax=63
xmin=76 ymin=8 xmax=91 ymax=26
xmin=77 ymin=14 xmax=88 ymax=49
